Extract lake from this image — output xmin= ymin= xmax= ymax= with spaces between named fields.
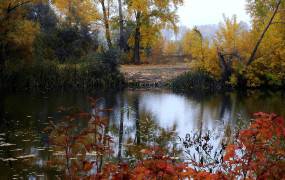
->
xmin=0 ymin=89 xmax=284 ymax=179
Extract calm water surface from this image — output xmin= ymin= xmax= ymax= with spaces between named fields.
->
xmin=0 ymin=89 xmax=284 ymax=179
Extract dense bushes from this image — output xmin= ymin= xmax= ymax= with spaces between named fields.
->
xmin=1 ymin=52 xmax=124 ymax=91
xmin=171 ymin=70 xmax=222 ymax=91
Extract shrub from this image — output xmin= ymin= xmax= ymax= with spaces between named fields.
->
xmin=171 ymin=70 xmax=222 ymax=91
xmin=1 ymin=52 xmax=124 ymax=91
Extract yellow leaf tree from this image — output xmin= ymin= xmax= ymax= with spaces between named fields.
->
xmin=126 ymin=0 xmax=183 ymax=64
xmin=0 ymin=0 xmax=44 ymax=70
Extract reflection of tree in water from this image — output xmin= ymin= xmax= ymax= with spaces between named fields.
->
xmin=219 ymin=93 xmax=232 ymax=121
xmin=1 ymin=90 xmax=284 ymax=178
xmin=124 ymin=96 xmax=181 ymax=163
xmin=133 ymin=94 xmax=141 ymax=145
xmin=181 ymin=92 xmax=238 ymax=172
xmin=118 ymin=90 xmax=237 ymax=164
xmin=43 ymin=94 xmax=184 ymax=178
xmin=117 ymin=94 xmax=124 ymax=161
xmin=0 ymin=90 xmax=4 ymax=125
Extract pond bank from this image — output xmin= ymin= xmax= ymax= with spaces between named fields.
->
xmin=120 ymin=63 xmax=189 ymax=87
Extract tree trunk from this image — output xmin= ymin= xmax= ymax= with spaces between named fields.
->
xmin=133 ymin=12 xmax=141 ymax=64
xmin=118 ymin=0 xmax=125 ymax=51
xmin=246 ymin=0 xmax=282 ymax=66
xmin=217 ymin=50 xmax=233 ymax=82
xmin=100 ymin=0 xmax=112 ymax=49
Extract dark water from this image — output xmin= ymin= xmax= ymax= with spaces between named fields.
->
xmin=0 ymin=89 xmax=284 ymax=179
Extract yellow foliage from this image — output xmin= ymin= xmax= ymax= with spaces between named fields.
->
xmin=189 ymin=46 xmax=222 ymax=79
xmin=215 ymin=16 xmax=242 ymax=52
xmin=129 ymin=0 xmax=148 ymax=12
xmin=0 ymin=0 xmax=42 ymax=63
xmin=244 ymin=7 xmax=285 ymax=87
xmin=52 ymin=0 xmax=100 ymax=24
xmin=152 ymin=36 xmax=165 ymax=56
xmin=140 ymin=24 xmax=161 ymax=48
xmin=127 ymin=0 xmax=183 ymax=63
xmin=164 ymin=41 xmax=178 ymax=55
xmin=181 ymin=28 xmax=221 ymax=78
xmin=7 ymin=20 xmax=40 ymax=61
xmin=182 ymin=28 xmax=208 ymax=60
xmin=7 ymin=20 xmax=39 ymax=48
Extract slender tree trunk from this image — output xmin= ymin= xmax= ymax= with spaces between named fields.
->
xmin=246 ymin=0 xmax=282 ymax=66
xmin=118 ymin=0 xmax=125 ymax=51
xmin=100 ymin=0 xmax=112 ymax=49
xmin=133 ymin=12 xmax=141 ymax=64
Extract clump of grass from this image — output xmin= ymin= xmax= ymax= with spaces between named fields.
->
xmin=170 ymin=70 xmax=222 ymax=91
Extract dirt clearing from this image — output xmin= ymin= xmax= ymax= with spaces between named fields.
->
xmin=120 ymin=63 xmax=190 ymax=86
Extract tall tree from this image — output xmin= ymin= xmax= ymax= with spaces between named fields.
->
xmin=117 ymin=0 xmax=125 ymax=51
xmin=126 ymin=0 xmax=183 ymax=64
xmin=98 ymin=0 xmax=113 ymax=49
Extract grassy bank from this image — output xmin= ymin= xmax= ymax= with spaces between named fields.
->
xmin=170 ymin=70 xmax=285 ymax=92
xmin=1 ymin=60 xmax=124 ymax=91
xmin=170 ymin=70 xmax=223 ymax=91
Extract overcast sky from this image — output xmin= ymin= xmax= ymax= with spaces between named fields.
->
xmin=178 ymin=0 xmax=251 ymax=27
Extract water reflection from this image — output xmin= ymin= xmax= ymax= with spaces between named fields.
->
xmin=0 ymin=89 xmax=284 ymax=178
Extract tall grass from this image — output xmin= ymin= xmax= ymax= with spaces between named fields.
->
xmin=1 ymin=59 xmax=124 ymax=91
xmin=170 ymin=70 xmax=222 ymax=91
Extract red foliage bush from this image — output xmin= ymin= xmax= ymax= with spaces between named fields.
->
xmin=48 ymin=107 xmax=285 ymax=179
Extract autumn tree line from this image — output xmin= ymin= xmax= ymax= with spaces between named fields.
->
xmin=172 ymin=0 xmax=285 ymax=88
xmin=0 ymin=0 xmax=184 ymax=89
xmin=0 ymin=0 xmax=284 ymax=89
